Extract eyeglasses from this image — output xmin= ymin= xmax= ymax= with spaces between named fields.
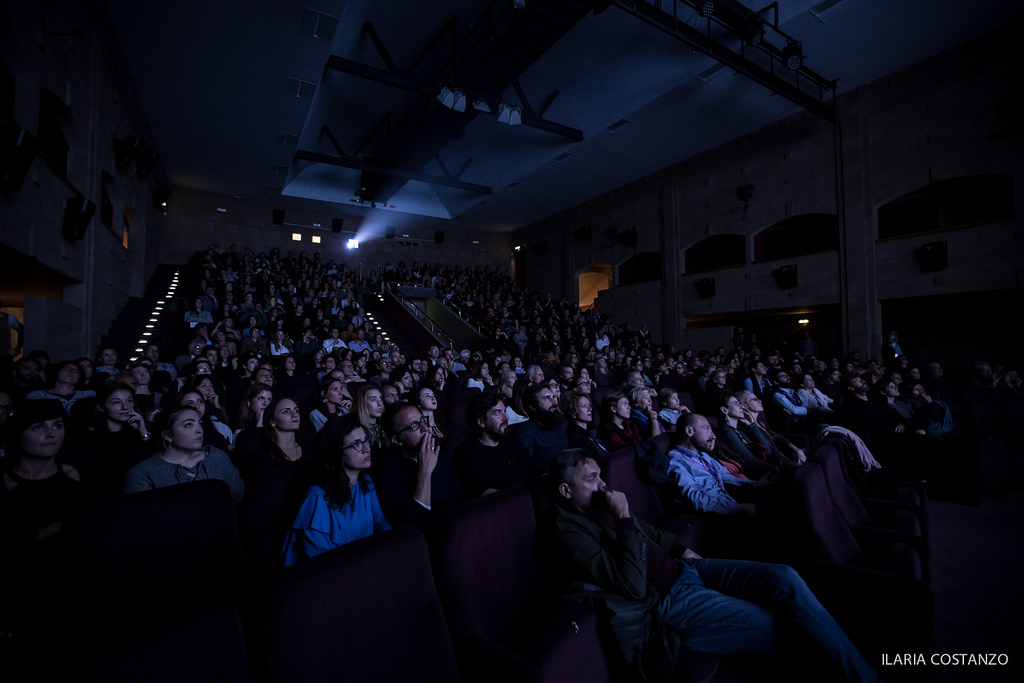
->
xmin=397 ymin=416 xmax=427 ymax=434
xmin=342 ymin=437 xmax=371 ymax=452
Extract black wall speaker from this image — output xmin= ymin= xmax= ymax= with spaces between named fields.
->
xmin=62 ymin=197 xmax=96 ymax=243
xmin=914 ymin=241 xmax=948 ymax=272
xmin=1 ymin=125 xmax=39 ymax=192
xmin=575 ymin=224 xmax=593 ymax=242
xmin=696 ymin=277 xmax=716 ymax=299
xmin=775 ymin=265 xmax=798 ymax=289
xmin=435 ymin=230 xmax=445 ymax=244
xmin=272 ymin=209 xmax=285 ymax=225
xmin=385 ymin=226 xmax=396 ymax=239
xmin=332 ymin=218 xmax=344 ymax=233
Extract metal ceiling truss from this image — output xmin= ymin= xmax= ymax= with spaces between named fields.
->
xmin=294 ymin=125 xmax=492 ymax=195
xmin=610 ymin=0 xmax=838 ymax=122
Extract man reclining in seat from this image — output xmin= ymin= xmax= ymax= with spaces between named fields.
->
xmin=544 ymin=448 xmax=881 ymax=682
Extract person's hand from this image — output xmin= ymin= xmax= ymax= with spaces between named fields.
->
xmin=895 ymin=423 xmax=906 ymax=433
xmin=754 ymin=470 xmax=779 ymax=490
xmin=682 ymin=547 xmax=702 ymax=560
xmin=126 ymin=412 xmax=147 ymax=435
xmin=601 ymin=486 xmax=630 ymax=519
xmin=418 ymin=432 xmax=440 ymax=476
xmin=790 ymin=446 xmax=806 ymax=464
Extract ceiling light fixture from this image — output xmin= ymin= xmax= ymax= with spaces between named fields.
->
xmin=437 ymin=87 xmax=466 ymax=112
xmin=497 ymin=103 xmax=522 ymax=125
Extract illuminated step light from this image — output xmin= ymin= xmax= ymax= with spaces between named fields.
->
xmin=145 ymin=324 xmax=154 ymax=329
xmin=143 ymin=332 xmax=152 ymax=336
xmin=157 ymin=300 xmax=165 ymax=304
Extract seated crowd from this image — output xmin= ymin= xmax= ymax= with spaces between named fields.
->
xmin=1 ymin=243 xmax=1020 ymax=681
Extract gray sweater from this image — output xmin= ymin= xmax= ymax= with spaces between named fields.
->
xmin=124 ymin=446 xmax=244 ymax=503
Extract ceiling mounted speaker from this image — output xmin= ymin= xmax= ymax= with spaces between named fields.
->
xmin=914 ymin=241 xmax=948 ymax=272
xmin=272 ymin=209 xmax=285 ymax=225
xmin=575 ymin=225 xmax=593 ymax=242
xmin=385 ymin=226 xmax=395 ymax=239
xmin=774 ymin=265 xmax=798 ymax=289
xmin=332 ymin=218 xmax=344 ymax=233
xmin=1 ymin=125 xmax=39 ymax=192
xmin=435 ymin=230 xmax=445 ymax=244
xmin=696 ymin=277 xmax=716 ymax=299
xmin=619 ymin=227 xmax=638 ymax=246
xmin=62 ymin=197 xmax=96 ymax=243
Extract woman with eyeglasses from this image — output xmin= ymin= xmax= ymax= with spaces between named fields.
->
xmin=282 ymin=413 xmax=390 ymax=566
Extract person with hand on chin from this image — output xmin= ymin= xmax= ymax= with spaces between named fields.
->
xmin=371 ymin=402 xmax=465 ymax=531
xmin=546 ymin=448 xmax=881 ymax=683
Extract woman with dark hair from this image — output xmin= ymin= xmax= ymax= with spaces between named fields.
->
xmin=311 ymin=374 xmax=351 ymax=429
xmin=62 ymin=382 xmax=152 ymax=497
xmin=233 ymin=382 xmax=273 ymax=434
xmin=1 ymin=399 xmax=84 ymax=550
xmin=173 ymin=388 xmax=233 ymax=452
xmin=75 ymin=357 xmax=96 ymax=390
xmin=123 ymin=407 xmax=244 ymax=503
xmin=465 ymin=359 xmax=492 ymax=390
xmin=282 ymin=414 xmax=390 ymax=566
xmin=0 ymin=400 xmax=87 ymax=645
xmin=234 ymin=396 xmax=312 ymax=476
xmin=414 ymin=385 xmax=445 ymax=438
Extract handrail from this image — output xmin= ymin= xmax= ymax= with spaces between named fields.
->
xmin=386 ymin=288 xmax=454 ymax=348
xmin=436 ymin=296 xmax=486 ymax=337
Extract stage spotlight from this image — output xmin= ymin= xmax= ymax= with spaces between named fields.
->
xmin=782 ymin=41 xmax=803 ymax=70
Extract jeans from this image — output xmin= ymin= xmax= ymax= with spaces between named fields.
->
xmin=659 ymin=558 xmax=882 ymax=683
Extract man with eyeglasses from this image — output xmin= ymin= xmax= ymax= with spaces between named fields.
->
xmin=371 ymin=402 xmax=465 ymax=529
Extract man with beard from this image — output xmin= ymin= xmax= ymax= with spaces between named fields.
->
xmin=455 ymin=388 xmax=528 ymax=497
xmin=546 ymin=449 xmax=881 ymax=683
xmin=371 ymin=402 xmax=465 ymax=530
xmin=509 ymin=382 xmax=569 ymax=479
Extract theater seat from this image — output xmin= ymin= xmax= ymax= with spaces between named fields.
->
xmin=64 ymin=479 xmax=246 ymax=617
xmin=265 ymin=526 xmax=461 ymax=683
xmin=433 ymin=487 xmax=612 ymax=683
xmin=79 ymin=598 xmax=250 ymax=683
xmin=60 ymin=479 xmax=248 ymax=678
xmin=792 ymin=463 xmax=933 ymax=668
xmin=812 ymin=446 xmax=929 ymax=581
xmin=241 ymin=460 xmax=308 ymax=584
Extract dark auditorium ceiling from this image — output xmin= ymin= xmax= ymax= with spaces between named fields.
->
xmin=106 ymin=0 xmax=1022 ymax=239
